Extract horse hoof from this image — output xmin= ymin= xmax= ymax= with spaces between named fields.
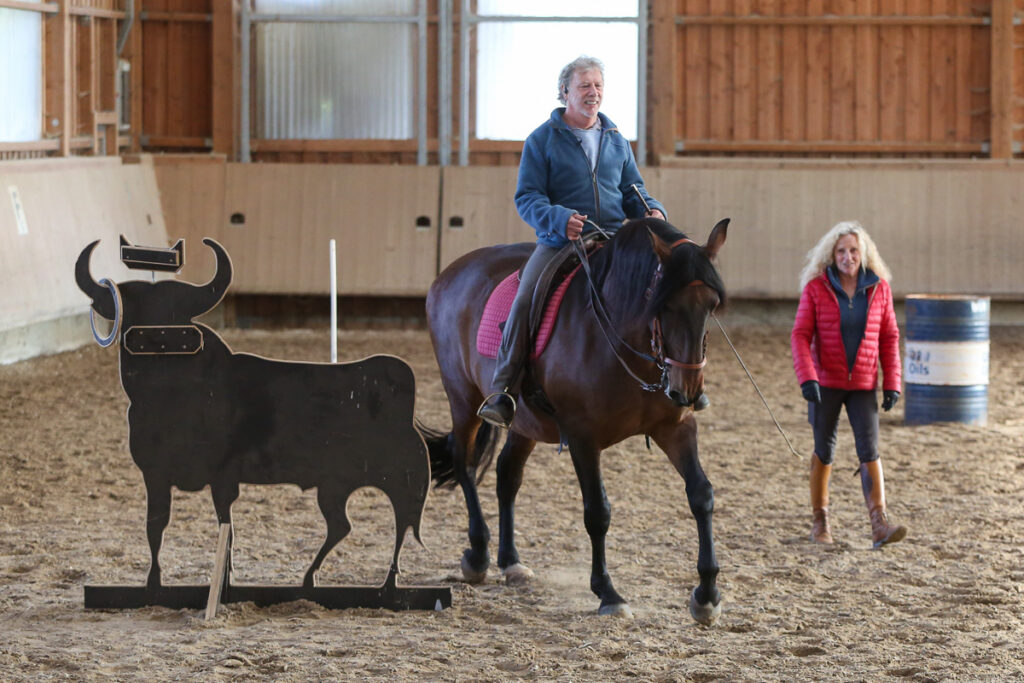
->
xmin=598 ymin=602 xmax=634 ymax=619
xmin=460 ymin=554 xmax=488 ymax=584
xmin=689 ymin=587 xmax=721 ymax=626
xmin=502 ymin=563 xmax=534 ymax=586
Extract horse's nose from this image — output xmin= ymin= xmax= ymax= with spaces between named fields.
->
xmin=667 ymin=389 xmax=689 ymax=407
xmin=667 ymin=390 xmax=709 ymax=410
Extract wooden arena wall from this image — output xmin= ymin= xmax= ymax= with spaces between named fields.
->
xmin=154 ymin=157 xmax=1022 ymax=301
xmin=1 ymin=155 xmax=1021 ymax=362
xmin=650 ymin=1 xmax=1023 ymax=160
xmin=0 ymin=157 xmax=168 ymax=363
xmin=4 ymin=1 xmax=1023 ymax=163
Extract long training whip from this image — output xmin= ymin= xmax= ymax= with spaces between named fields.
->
xmin=711 ymin=314 xmax=803 ymax=460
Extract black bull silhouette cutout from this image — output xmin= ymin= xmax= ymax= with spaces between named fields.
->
xmin=76 ymin=237 xmax=450 ymax=611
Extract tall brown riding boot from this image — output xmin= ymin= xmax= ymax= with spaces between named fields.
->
xmin=809 ymin=454 xmax=833 ymax=544
xmin=860 ymin=459 xmax=907 ymax=549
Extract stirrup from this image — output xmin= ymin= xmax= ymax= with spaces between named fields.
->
xmin=477 ymin=391 xmax=516 ymax=428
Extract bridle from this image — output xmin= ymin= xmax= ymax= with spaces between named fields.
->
xmin=572 ymin=235 xmax=710 ymax=394
xmin=646 ymin=236 xmax=709 ymax=371
xmin=650 ymin=317 xmax=708 ymax=370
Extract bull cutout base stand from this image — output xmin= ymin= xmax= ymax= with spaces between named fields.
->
xmin=84 ymin=524 xmax=451 ymax=616
xmin=78 ymin=237 xmax=451 ymax=615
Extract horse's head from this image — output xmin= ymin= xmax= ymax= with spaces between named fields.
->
xmin=645 ymin=218 xmax=728 ymax=409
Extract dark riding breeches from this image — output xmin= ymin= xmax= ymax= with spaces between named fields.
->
xmin=490 ymin=243 xmax=562 ymax=395
xmin=808 ymin=387 xmax=880 ymax=465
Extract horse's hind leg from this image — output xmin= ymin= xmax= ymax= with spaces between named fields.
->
xmin=303 ymin=485 xmax=353 ymax=588
xmin=496 ymin=430 xmax=537 ymax=585
xmin=652 ymin=418 xmax=721 ymax=626
xmin=456 ymin=424 xmax=492 ymax=582
xmin=566 ymin=435 xmax=630 ymax=617
xmin=447 ymin=394 xmax=492 ymax=583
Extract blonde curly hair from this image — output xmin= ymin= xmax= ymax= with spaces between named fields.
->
xmin=798 ymin=220 xmax=892 ymax=291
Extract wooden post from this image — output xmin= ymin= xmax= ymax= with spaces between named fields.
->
xmin=59 ymin=0 xmax=72 ymax=156
xmin=989 ymin=0 xmax=1014 ymax=159
xmin=649 ymin=0 xmax=677 ymax=164
xmin=211 ymin=0 xmax=238 ymax=157
xmin=119 ymin=5 xmax=144 ymax=153
xmin=205 ymin=523 xmax=232 ymax=621
xmin=88 ymin=16 xmax=99 ymax=155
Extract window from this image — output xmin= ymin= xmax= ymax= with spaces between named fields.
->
xmin=0 ymin=9 xmax=43 ymax=142
xmin=254 ymin=0 xmax=418 ymax=139
xmin=473 ymin=1 xmax=639 ymax=140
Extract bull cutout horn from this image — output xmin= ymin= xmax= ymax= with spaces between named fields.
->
xmin=184 ymin=238 xmax=233 ymax=317
xmin=76 ymin=240 xmax=118 ymax=321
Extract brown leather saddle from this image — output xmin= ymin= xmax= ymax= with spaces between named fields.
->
xmin=522 ymin=232 xmax=607 ymax=338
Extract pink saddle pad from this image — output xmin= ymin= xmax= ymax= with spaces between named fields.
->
xmin=476 ymin=266 xmax=581 ymax=359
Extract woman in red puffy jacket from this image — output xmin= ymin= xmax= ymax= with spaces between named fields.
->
xmin=791 ymin=221 xmax=907 ymax=549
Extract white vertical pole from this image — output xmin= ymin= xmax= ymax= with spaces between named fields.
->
xmin=329 ymin=239 xmax=338 ymax=363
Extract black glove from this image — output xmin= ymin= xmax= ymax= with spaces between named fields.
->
xmin=882 ymin=390 xmax=900 ymax=411
xmin=801 ymin=380 xmax=821 ymax=404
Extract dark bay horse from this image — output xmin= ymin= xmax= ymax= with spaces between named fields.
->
xmin=422 ymin=217 xmax=728 ymax=624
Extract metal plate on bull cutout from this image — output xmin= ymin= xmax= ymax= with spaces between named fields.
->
xmin=124 ymin=325 xmax=203 ymax=355
xmin=120 ymin=238 xmax=184 ymax=272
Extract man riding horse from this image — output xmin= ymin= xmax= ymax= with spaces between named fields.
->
xmin=476 ymin=54 xmax=666 ymax=429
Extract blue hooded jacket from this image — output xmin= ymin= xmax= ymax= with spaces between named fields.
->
xmin=514 ymin=108 xmax=666 ymax=248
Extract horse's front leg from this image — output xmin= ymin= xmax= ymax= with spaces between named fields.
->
xmin=495 ymin=430 xmax=537 ymax=585
xmin=652 ymin=416 xmax=722 ymax=625
xmin=567 ymin=435 xmax=630 ymax=617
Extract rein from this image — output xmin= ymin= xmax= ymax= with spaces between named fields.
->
xmin=570 ymin=233 xmax=707 ymax=394
xmin=574 ymin=223 xmax=803 ymax=461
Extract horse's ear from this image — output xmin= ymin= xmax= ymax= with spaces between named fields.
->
xmin=704 ymin=218 xmax=729 ymax=259
xmin=647 ymin=227 xmax=673 ymax=263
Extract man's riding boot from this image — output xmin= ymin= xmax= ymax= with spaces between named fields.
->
xmin=860 ymin=459 xmax=907 ymax=549
xmin=809 ymin=454 xmax=833 ymax=544
xmin=477 ymin=299 xmax=530 ymax=429
xmin=477 ymin=391 xmax=516 ymax=429
xmin=478 ymin=244 xmax=560 ymax=429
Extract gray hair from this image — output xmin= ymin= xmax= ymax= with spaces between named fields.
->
xmin=557 ymin=56 xmax=605 ymax=104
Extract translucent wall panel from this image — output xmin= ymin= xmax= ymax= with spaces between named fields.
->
xmin=476 ymin=0 xmax=637 ymax=18
xmin=0 ymin=9 xmax=43 ymax=142
xmin=474 ymin=22 xmax=638 ymax=140
xmin=255 ymin=22 xmax=415 ymax=139
xmin=257 ymin=0 xmax=414 ymax=16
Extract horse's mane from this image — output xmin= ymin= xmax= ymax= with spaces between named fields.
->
xmin=587 ymin=218 xmax=727 ymax=329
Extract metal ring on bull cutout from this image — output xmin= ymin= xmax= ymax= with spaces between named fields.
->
xmin=90 ymin=277 xmax=122 ymax=348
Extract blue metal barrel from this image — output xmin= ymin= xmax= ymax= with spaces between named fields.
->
xmin=903 ymin=295 xmax=990 ymax=425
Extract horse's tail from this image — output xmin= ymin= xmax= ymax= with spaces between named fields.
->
xmin=415 ymin=420 xmax=500 ymax=490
